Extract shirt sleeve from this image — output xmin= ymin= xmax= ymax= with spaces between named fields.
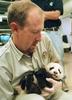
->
xmin=0 ymin=66 xmax=14 ymax=100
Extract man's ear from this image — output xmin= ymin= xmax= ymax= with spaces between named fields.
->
xmin=10 ymin=22 xmax=19 ymax=32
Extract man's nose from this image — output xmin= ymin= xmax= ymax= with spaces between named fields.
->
xmin=36 ymin=33 xmax=41 ymax=42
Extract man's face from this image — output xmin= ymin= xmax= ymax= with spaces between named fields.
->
xmin=16 ymin=8 xmax=44 ymax=54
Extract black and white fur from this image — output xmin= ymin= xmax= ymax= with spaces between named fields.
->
xmin=15 ymin=63 xmax=64 ymax=95
xmin=45 ymin=62 xmax=64 ymax=81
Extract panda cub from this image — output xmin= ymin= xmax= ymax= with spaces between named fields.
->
xmin=15 ymin=62 xmax=64 ymax=95
xmin=45 ymin=62 xmax=64 ymax=81
xmin=34 ymin=62 xmax=64 ymax=92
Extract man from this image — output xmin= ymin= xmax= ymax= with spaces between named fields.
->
xmin=0 ymin=1 xmax=72 ymax=100
xmin=31 ymin=0 xmax=64 ymax=63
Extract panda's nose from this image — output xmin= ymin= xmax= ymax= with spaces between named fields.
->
xmin=54 ymin=71 xmax=57 ymax=75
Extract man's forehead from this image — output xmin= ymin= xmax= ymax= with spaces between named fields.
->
xmin=25 ymin=16 xmax=43 ymax=28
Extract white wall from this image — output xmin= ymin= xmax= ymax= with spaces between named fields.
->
xmin=61 ymin=17 xmax=72 ymax=51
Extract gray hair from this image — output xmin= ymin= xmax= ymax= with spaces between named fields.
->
xmin=7 ymin=1 xmax=43 ymax=27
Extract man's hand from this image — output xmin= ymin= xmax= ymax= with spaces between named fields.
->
xmin=41 ymin=78 xmax=62 ymax=97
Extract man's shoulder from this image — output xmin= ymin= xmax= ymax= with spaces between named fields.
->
xmin=0 ymin=42 xmax=10 ymax=57
xmin=36 ymin=31 xmax=52 ymax=49
xmin=41 ymin=31 xmax=52 ymax=42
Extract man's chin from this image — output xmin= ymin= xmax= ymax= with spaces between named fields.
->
xmin=29 ymin=49 xmax=35 ymax=54
xmin=28 ymin=48 xmax=36 ymax=56
xmin=25 ymin=46 xmax=36 ymax=56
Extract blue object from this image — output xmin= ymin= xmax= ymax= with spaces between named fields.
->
xmin=0 ymin=34 xmax=10 ymax=44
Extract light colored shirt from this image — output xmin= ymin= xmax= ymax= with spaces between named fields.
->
xmin=0 ymin=31 xmax=61 ymax=100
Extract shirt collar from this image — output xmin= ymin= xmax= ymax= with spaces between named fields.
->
xmin=10 ymin=38 xmax=23 ymax=61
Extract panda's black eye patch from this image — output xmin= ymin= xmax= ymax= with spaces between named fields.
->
xmin=58 ymin=69 xmax=61 ymax=74
xmin=49 ymin=67 xmax=54 ymax=70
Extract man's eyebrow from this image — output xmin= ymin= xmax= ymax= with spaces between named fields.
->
xmin=31 ymin=28 xmax=43 ymax=33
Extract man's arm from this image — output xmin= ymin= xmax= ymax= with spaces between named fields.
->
xmin=0 ymin=67 xmax=14 ymax=100
xmin=44 ymin=0 xmax=63 ymax=20
xmin=44 ymin=10 xmax=60 ymax=20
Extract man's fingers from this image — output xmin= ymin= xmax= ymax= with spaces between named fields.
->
xmin=43 ymin=86 xmax=54 ymax=93
xmin=46 ymin=78 xmax=54 ymax=83
xmin=46 ymin=78 xmax=62 ymax=89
